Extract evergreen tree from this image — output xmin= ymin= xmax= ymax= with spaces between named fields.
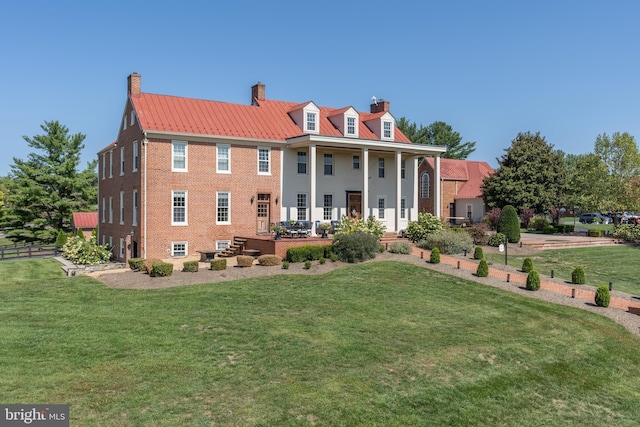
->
xmin=3 ymin=121 xmax=98 ymax=242
xmin=397 ymin=118 xmax=476 ymax=159
xmin=497 ymin=205 xmax=520 ymax=243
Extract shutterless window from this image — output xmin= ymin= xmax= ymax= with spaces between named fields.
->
xmin=109 ymin=150 xmax=113 ymax=177
xmin=132 ymin=141 xmax=139 ymax=172
xmin=383 ymin=121 xmax=392 ymax=138
xmin=323 ymin=194 xmax=333 ymax=220
xmin=132 ymin=190 xmax=138 ymax=226
xmin=306 ymin=112 xmax=316 ymax=131
xmin=217 ymin=144 xmax=230 ymax=173
xmin=378 ymin=158 xmax=385 ymax=178
xmin=172 ymin=242 xmax=187 ymax=257
xmin=217 ymin=192 xmax=230 ymax=224
xmin=378 ymin=197 xmax=385 ymax=219
xmin=347 ymin=117 xmax=356 ymax=135
xmin=297 ymin=152 xmax=307 ymax=174
xmin=216 ymin=240 xmax=230 ymax=251
xmin=123 ymin=115 xmax=127 ymax=131
xmin=401 ymin=159 xmax=406 ymax=179
xmin=353 ymin=155 xmax=360 ymax=170
xmin=324 ymin=154 xmax=333 ymax=175
xmin=119 ymin=238 xmax=125 ymax=258
xmin=401 ymin=198 xmax=406 ymax=219
xmin=420 ymin=172 xmax=430 ymax=198
xmin=172 ymin=141 xmax=187 ymax=171
xmin=258 ymin=147 xmax=270 ymax=174
xmin=109 ymin=197 xmax=113 ymax=223
xmin=120 ymin=147 xmax=125 ymax=175
xmin=130 ymin=110 xmax=135 ymax=126
xmin=297 ymin=193 xmax=307 ymax=221
xmin=102 ymin=197 xmax=105 ymax=223
xmin=172 ymin=191 xmax=187 ymax=225
xmin=102 ymin=154 xmax=106 ymax=179
xmin=119 ymin=191 xmax=125 ymax=224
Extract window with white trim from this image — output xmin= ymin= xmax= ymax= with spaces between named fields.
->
xmin=306 ymin=112 xmax=316 ymax=132
xmin=172 ymin=141 xmax=187 ymax=172
xmin=132 ymin=190 xmax=138 ymax=226
xmin=347 ymin=117 xmax=356 ymax=135
xmin=420 ymin=172 xmax=430 ymax=198
xmin=216 ymin=240 xmax=231 ymax=251
xmin=401 ymin=198 xmax=406 ymax=219
xmin=217 ymin=144 xmax=230 ymax=173
xmin=378 ymin=197 xmax=385 ymax=219
xmin=123 ymin=116 xmax=127 ymax=131
xmin=109 ymin=197 xmax=113 ymax=223
xmin=216 ymin=191 xmax=230 ymax=224
xmin=401 ymin=159 xmax=406 ymax=179
xmin=172 ymin=242 xmax=187 ymax=257
xmin=353 ymin=155 xmax=360 ymax=170
xmin=258 ymin=147 xmax=270 ymax=174
xmin=109 ymin=150 xmax=113 ymax=178
xmin=102 ymin=153 xmax=106 ymax=179
xmin=383 ymin=121 xmax=392 ymax=139
xmin=101 ymin=197 xmax=105 ymax=223
xmin=323 ymin=194 xmax=333 ymax=220
xmin=102 ymin=235 xmax=106 ymax=246
xmin=130 ymin=110 xmax=135 ymax=126
xmin=297 ymin=152 xmax=307 ymax=174
xmin=119 ymin=238 xmax=125 ymax=258
xmin=172 ymin=190 xmax=187 ymax=225
xmin=119 ymin=191 xmax=125 ymax=225
xmin=324 ymin=154 xmax=333 ymax=175
xmin=132 ymin=141 xmax=139 ymax=172
xmin=378 ymin=158 xmax=385 ymax=178
xmin=120 ymin=147 xmax=125 ymax=176
xmin=297 ymin=193 xmax=307 ymax=220
xmin=109 ymin=235 xmax=113 ymax=249
xmin=467 ymin=204 xmax=473 ymax=220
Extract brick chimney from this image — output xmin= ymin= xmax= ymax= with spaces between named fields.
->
xmin=251 ymin=82 xmax=265 ymax=105
xmin=128 ymin=73 xmax=141 ymax=97
xmin=370 ymin=99 xmax=390 ymax=113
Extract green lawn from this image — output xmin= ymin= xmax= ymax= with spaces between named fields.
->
xmin=2 ymin=258 xmax=640 ymax=426
xmin=485 ymin=245 xmax=640 ymax=295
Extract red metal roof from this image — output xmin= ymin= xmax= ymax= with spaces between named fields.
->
xmin=425 ymin=158 xmax=494 ymax=199
xmin=130 ymin=92 xmax=411 ymax=143
xmin=72 ymin=212 xmax=98 ymax=229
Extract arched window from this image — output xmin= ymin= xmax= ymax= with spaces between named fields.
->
xmin=420 ymin=172 xmax=430 ymax=198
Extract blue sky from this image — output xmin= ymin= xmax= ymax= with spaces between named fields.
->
xmin=1 ymin=0 xmax=639 ymax=175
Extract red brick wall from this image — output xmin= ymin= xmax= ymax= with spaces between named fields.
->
xmin=417 ymin=162 xmax=459 ymax=219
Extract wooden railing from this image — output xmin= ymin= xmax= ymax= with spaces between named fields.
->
xmin=0 ymin=243 xmax=60 ymax=261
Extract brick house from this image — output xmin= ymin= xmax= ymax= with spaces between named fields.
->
xmin=98 ymin=73 xmax=445 ymax=261
xmin=418 ymin=158 xmax=493 ymax=224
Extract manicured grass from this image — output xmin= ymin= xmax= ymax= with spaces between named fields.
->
xmin=2 ymin=258 xmax=640 ymax=425
xmin=485 ymin=245 xmax=640 ymax=294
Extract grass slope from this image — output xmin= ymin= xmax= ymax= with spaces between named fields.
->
xmin=2 ymin=259 xmax=640 ymax=426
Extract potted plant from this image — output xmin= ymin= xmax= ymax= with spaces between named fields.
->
xmin=270 ymin=224 xmax=287 ymax=240
xmin=317 ymin=222 xmax=333 ymax=238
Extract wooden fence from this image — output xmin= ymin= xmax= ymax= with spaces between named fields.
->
xmin=0 ymin=243 xmax=60 ymax=261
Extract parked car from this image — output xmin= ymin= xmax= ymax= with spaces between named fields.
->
xmin=578 ymin=213 xmax=610 ymax=224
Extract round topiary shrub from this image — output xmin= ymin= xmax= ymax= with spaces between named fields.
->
xmin=477 ymin=259 xmax=489 ymax=277
xmin=319 ymin=257 xmax=326 ymax=264
xmin=497 ymin=205 xmax=521 ymax=243
xmin=572 ymin=267 xmax=586 ymax=284
xmin=236 ymin=255 xmax=254 ymax=268
xmin=282 ymin=261 xmax=290 ymax=269
xmin=487 ymin=233 xmax=506 ymax=247
xmin=595 ymin=285 xmax=610 ymax=307
xmin=332 ymin=231 xmax=379 ymax=263
xmin=522 ymin=258 xmax=533 ymax=273
xmin=258 ymin=254 xmax=282 ymax=266
xmin=473 ymin=246 xmax=484 ymax=260
xmin=526 ymin=270 xmax=540 ymax=291
xmin=430 ymin=247 xmax=441 ymax=264
xmin=304 ymin=260 xmax=312 ymax=269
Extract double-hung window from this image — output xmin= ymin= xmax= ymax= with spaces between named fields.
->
xmin=378 ymin=158 xmax=385 ymax=178
xmin=353 ymin=155 xmax=360 ymax=170
xmin=217 ymin=191 xmax=230 ymax=224
xmin=306 ymin=112 xmax=316 ymax=132
xmin=217 ymin=144 xmax=230 ymax=173
xmin=258 ymin=147 xmax=270 ymax=174
xmin=172 ymin=242 xmax=187 ymax=257
xmin=383 ymin=121 xmax=392 ymax=139
xmin=297 ymin=193 xmax=307 ymax=220
xmin=132 ymin=141 xmax=139 ymax=172
xmin=109 ymin=150 xmax=113 ymax=178
xmin=172 ymin=190 xmax=187 ymax=225
xmin=324 ymin=154 xmax=333 ymax=175
xmin=347 ymin=117 xmax=356 ymax=135
xmin=378 ymin=197 xmax=385 ymax=219
xmin=323 ymin=194 xmax=333 ymax=220
xmin=401 ymin=198 xmax=406 ymax=219
xmin=297 ymin=152 xmax=307 ymax=174
xmin=401 ymin=159 xmax=406 ymax=179
xmin=108 ymin=197 xmax=113 ymax=223
xmin=102 ymin=154 xmax=106 ymax=179
xmin=132 ymin=190 xmax=138 ymax=226
xmin=119 ymin=191 xmax=125 ymax=224
xmin=172 ymin=141 xmax=187 ymax=171
xmin=101 ymin=197 xmax=105 ymax=223
xmin=120 ymin=147 xmax=125 ymax=176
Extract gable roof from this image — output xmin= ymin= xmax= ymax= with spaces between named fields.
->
xmin=72 ymin=212 xmax=98 ymax=229
xmin=424 ymin=158 xmax=494 ymax=199
xmin=129 ymin=92 xmax=411 ymax=143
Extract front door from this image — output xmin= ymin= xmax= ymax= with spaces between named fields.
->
xmin=346 ymin=192 xmax=362 ymax=220
xmin=257 ymin=194 xmax=270 ymax=234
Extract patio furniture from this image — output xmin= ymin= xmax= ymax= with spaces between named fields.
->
xmin=197 ymin=250 xmax=219 ymax=262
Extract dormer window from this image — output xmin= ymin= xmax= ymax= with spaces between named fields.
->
xmin=347 ymin=117 xmax=356 ymax=135
xmin=306 ymin=112 xmax=317 ymax=132
xmin=383 ymin=121 xmax=392 ymax=139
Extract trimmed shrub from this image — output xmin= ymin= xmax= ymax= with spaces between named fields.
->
xmin=487 ymin=233 xmax=506 ymax=247
xmin=473 ymin=246 xmax=484 ymax=260
xmin=595 ymin=285 xmax=611 ymax=307
xmin=379 ymin=244 xmax=385 ymax=253
xmin=151 ymin=262 xmax=173 ymax=277
xmin=497 ymin=205 xmax=520 ymax=243
xmin=542 ymin=225 xmax=556 ymax=234
xmin=330 ymin=254 xmax=338 ymax=262
xmin=430 ymin=247 xmax=441 ymax=264
xmin=613 ymin=224 xmax=640 ymax=242
xmin=182 ymin=261 xmax=199 ymax=272
xmin=128 ymin=257 xmax=144 ymax=270
xmin=55 ymin=230 xmax=68 ymax=246
xmin=236 ymin=255 xmax=254 ymax=268
xmin=76 ymin=228 xmax=85 ymax=239
xmin=588 ymin=229 xmax=603 ymax=237
xmin=572 ymin=267 xmax=586 ymax=284
xmin=211 ymin=258 xmax=227 ymax=271
xmin=555 ymin=224 xmax=574 ymax=233
xmin=521 ymin=258 xmax=534 ymax=273
xmin=319 ymin=257 xmax=326 ymax=265
xmin=417 ymin=228 xmax=474 ymax=255
xmin=526 ymin=270 xmax=541 ymax=291
xmin=142 ymin=258 xmax=162 ymax=274
xmin=466 ymin=223 xmax=489 ymax=245
xmin=477 ymin=259 xmax=489 ymax=277
xmin=286 ymin=245 xmax=333 ymax=263
xmin=258 ymin=254 xmax=282 ymax=266
xmin=405 ymin=212 xmax=445 ymax=242
xmin=529 ymin=216 xmax=550 ymax=231
xmin=389 ymin=241 xmax=412 ymax=254
xmin=304 ymin=260 xmax=312 ymax=269
xmin=332 ymin=231 xmax=379 ymax=263
xmin=282 ymin=261 xmax=290 ymax=269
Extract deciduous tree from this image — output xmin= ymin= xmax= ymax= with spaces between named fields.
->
xmin=397 ymin=118 xmax=476 ymax=159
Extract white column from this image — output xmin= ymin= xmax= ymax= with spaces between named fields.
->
xmin=362 ymin=148 xmax=369 ymax=218
xmin=412 ymin=156 xmax=419 ymax=221
xmin=309 ymin=143 xmax=317 ymax=234
xmin=395 ymin=150 xmax=402 ymax=232
xmin=434 ymin=155 xmax=441 ymax=218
